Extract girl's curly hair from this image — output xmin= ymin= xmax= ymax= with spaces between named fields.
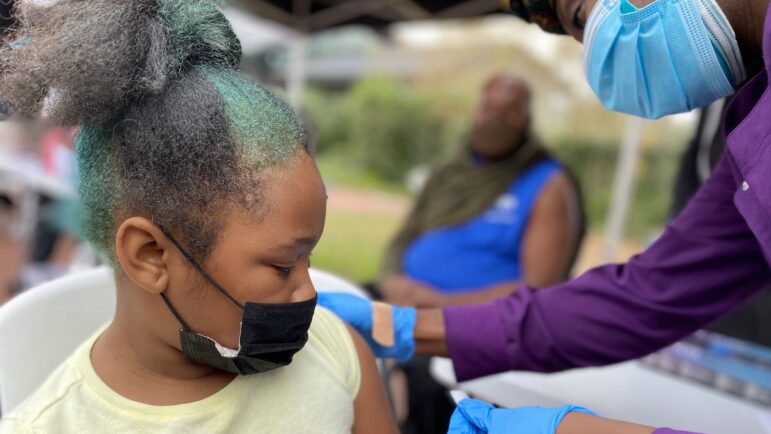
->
xmin=0 ymin=0 xmax=305 ymax=262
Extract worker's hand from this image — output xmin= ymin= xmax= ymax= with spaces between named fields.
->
xmin=448 ymin=399 xmax=596 ymax=434
xmin=317 ymin=292 xmax=416 ymax=363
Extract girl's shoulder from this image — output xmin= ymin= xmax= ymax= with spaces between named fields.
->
xmin=305 ymin=305 xmax=362 ymax=398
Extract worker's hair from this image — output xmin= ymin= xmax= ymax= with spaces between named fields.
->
xmin=0 ymin=0 xmax=305 ymax=262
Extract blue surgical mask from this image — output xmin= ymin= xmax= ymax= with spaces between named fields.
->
xmin=583 ymin=0 xmax=745 ymax=119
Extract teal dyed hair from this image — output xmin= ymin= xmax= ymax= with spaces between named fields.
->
xmin=1 ymin=0 xmax=305 ymax=262
xmin=204 ymin=67 xmax=303 ymax=166
xmin=76 ymin=126 xmax=121 ymax=258
xmin=158 ymin=1 xmax=243 ymax=74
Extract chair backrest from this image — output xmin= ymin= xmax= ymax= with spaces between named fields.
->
xmin=0 ymin=266 xmax=116 ymax=415
xmin=309 ymin=268 xmax=367 ymax=298
xmin=0 ymin=266 xmax=365 ymax=415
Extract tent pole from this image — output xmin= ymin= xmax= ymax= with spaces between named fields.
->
xmin=287 ymin=34 xmax=307 ymax=109
xmin=602 ymin=116 xmax=646 ymax=262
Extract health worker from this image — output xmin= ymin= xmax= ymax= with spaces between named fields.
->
xmin=320 ymin=0 xmax=771 ymax=432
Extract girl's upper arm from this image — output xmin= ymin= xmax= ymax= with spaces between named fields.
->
xmin=347 ymin=324 xmax=399 ymax=434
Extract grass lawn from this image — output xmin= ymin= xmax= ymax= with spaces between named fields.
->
xmin=313 ymin=153 xmax=409 ymax=284
xmin=312 ymin=209 xmax=402 ymax=284
xmin=316 ymin=153 xmax=408 ymax=196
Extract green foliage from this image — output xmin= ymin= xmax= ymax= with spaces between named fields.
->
xmin=552 ymin=140 xmax=682 ymax=239
xmin=345 ymin=78 xmax=447 ymax=181
xmin=316 ymin=153 xmax=408 ymax=195
xmin=305 ymin=78 xmax=458 ymax=182
xmin=303 ymin=87 xmax=349 ymax=155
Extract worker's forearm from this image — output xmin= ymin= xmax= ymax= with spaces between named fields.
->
xmin=438 ymin=281 xmax=520 ymax=306
xmin=559 ymin=413 xmax=702 ymax=434
xmin=556 ymin=412 xmax=655 ymax=434
xmin=413 ymin=308 xmax=448 ymax=356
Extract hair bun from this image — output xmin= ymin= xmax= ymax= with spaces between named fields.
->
xmin=0 ymin=0 xmax=241 ymax=126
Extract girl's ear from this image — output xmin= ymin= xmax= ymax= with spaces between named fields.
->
xmin=115 ymin=217 xmax=173 ymax=295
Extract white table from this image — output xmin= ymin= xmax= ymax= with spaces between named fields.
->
xmin=431 ymin=357 xmax=771 ymax=434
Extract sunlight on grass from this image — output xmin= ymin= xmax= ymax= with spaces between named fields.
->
xmin=313 ymin=210 xmax=402 ymax=284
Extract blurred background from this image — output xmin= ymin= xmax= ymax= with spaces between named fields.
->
xmin=235 ymin=9 xmax=694 ymax=284
xmin=0 ymin=0 xmax=698 ymax=303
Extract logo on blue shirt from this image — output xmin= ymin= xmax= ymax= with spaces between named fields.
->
xmin=483 ymin=193 xmax=520 ymax=224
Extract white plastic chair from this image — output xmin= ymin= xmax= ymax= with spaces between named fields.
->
xmin=0 ymin=266 xmax=367 ymax=415
xmin=309 ymin=268 xmax=367 ymax=298
xmin=0 ymin=266 xmax=116 ymax=415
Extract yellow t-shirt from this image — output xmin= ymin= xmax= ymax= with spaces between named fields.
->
xmin=0 ymin=307 xmax=360 ymax=434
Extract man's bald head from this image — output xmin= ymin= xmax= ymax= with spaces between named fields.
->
xmin=483 ymin=74 xmax=531 ymax=105
xmin=470 ymin=74 xmax=532 ymax=162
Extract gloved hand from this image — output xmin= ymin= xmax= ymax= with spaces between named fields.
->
xmin=317 ymin=292 xmax=416 ymax=363
xmin=448 ymin=399 xmax=596 ymax=434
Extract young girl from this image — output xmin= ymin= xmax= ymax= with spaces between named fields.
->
xmin=0 ymin=1 xmax=396 ymax=433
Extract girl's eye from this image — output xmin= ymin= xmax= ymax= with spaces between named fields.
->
xmin=274 ymin=265 xmax=294 ymax=277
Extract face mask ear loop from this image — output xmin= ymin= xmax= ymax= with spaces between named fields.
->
xmin=160 ymin=292 xmax=193 ymax=331
xmin=156 ymin=224 xmax=246 ymax=311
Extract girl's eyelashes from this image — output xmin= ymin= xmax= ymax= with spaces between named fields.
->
xmin=273 ymin=253 xmax=312 ymax=277
xmin=274 ymin=265 xmax=295 ymax=277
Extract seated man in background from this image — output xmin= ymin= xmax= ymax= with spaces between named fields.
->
xmin=379 ymin=74 xmax=585 ymax=434
xmin=380 ymin=74 xmax=585 ymax=308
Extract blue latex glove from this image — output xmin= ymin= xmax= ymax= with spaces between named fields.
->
xmin=448 ymin=399 xmax=596 ymax=434
xmin=317 ymin=292 xmax=416 ymax=363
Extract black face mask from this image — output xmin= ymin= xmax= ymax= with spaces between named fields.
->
xmin=158 ymin=226 xmax=317 ymax=375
